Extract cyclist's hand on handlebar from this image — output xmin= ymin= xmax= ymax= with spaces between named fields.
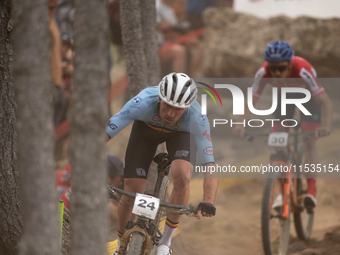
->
xmin=196 ymin=202 xmax=216 ymax=220
xmin=315 ymin=127 xmax=330 ymax=138
xmin=232 ymin=125 xmax=245 ymax=139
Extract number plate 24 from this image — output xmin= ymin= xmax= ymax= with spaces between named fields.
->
xmin=132 ymin=193 xmax=160 ymax=220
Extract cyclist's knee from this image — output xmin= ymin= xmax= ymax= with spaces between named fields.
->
xmin=173 ymin=176 xmax=190 ymax=191
xmin=171 ymin=160 xmax=191 ymax=188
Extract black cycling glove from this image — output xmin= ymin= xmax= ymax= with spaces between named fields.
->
xmin=197 ymin=202 xmax=216 ymax=216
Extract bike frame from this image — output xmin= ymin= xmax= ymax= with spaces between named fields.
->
xmin=108 ymin=153 xmax=197 ymax=255
xmin=255 ymin=130 xmax=315 ymax=255
xmin=271 ymin=132 xmax=309 ymax=219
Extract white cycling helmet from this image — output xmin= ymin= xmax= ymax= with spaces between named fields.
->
xmin=158 ymin=72 xmax=197 ymax=108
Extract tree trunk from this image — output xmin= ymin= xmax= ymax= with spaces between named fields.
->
xmin=119 ymin=0 xmax=148 ymax=97
xmin=120 ymin=0 xmax=163 ymax=193
xmin=140 ymin=0 xmax=164 ymax=193
xmin=140 ymin=0 xmax=160 ymax=85
xmin=12 ymin=0 xmax=60 ymax=254
xmin=0 ymin=1 xmax=23 ymax=255
xmin=69 ymin=1 xmax=109 ymax=255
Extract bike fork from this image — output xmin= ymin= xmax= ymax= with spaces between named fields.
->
xmin=282 ymin=178 xmax=291 ymax=219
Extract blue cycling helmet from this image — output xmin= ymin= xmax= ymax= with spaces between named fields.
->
xmin=264 ymin=41 xmax=294 ymax=62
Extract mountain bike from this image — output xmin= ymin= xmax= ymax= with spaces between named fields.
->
xmin=246 ymin=130 xmax=315 ymax=255
xmin=108 ymin=153 xmax=198 ymax=255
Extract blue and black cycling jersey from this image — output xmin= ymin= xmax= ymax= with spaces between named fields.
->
xmin=105 ymin=86 xmax=214 ymax=165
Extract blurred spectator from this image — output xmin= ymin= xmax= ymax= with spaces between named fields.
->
xmin=157 ymin=0 xmax=190 ymax=41
xmin=49 ymin=0 xmax=67 ymax=127
xmin=108 ymin=0 xmax=123 ymax=47
xmin=156 ymin=0 xmax=189 ymax=74
xmin=186 ymin=0 xmax=213 ymax=30
xmin=49 ymin=0 xmax=64 ymax=88
xmin=52 ymin=0 xmax=75 ymax=127
xmin=106 ymin=155 xmax=124 ymax=224
xmin=108 ymin=0 xmax=125 ymax=72
xmin=107 ymin=155 xmax=124 ymax=189
xmin=60 ymin=37 xmax=74 ymax=108
xmin=156 ymin=0 xmax=204 ymax=77
xmin=59 ymin=155 xmax=124 ymax=225
xmin=56 ymin=163 xmax=71 ymax=197
xmin=54 ymin=0 xmax=75 ymax=94
xmin=60 ymin=186 xmax=72 ymax=210
xmin=54 ymin=0 xmax=74 ymax=43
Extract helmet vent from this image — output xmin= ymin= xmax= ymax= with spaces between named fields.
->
xmin=185 ymin=89 xmax=196 ymax=104
xmin=164 ymin=80 xmax=168 ymax=97
xmin=171 ymin=74 xmax=178 ymax=101
xmin=178 ymin=80 xmax=191 ymax=102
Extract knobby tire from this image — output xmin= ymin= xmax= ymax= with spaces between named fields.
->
xmin=127 ymin=232 xmax=145 ymax=255
xmin=262 ymin=173 xmax=290 ymax=255
xmin=153 ymin=176 xmax=169 ymax=227
xmin=293 ymin=143 xmax=314 ymax=240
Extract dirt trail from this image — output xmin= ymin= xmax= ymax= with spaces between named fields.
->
xmin=171 ymin=176 xmax=340 ymax=255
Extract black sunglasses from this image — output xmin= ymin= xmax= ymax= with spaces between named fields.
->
xmin=268 ymin=64 xmax=289 ymax=73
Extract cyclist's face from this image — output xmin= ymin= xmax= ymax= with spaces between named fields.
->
xmin=158 ymin=99 xmax=187 ymax=126
xmin=268 ymin=61 xmax=291 ymax=78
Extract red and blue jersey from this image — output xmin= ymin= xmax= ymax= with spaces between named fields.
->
xmin=252 ymin=56 xmax=325 ymax=99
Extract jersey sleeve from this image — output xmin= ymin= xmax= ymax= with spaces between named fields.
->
xmin=105 ymin=103 xmax=135 ymax=139
xmin=298 ymin=64 xmax=325 ymax=97
xmin=195 ymin=124 xmax=215 ymax=165
xmin=252 ymin=66 xmax=267 ymax=99
xmin=105 ymin=94 xmax=148 ymax=138
xmin=189 ymin=104 xmax=215 ymax=165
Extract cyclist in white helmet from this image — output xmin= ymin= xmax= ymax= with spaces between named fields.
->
xmin=106 ymin=72 xmax=218 ymax=255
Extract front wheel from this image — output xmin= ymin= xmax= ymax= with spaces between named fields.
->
xmin=149 ymin=176 xmax=169 ymax=254
xmin=127 ymin=232 xmax=145 ymax=255
xmin=154 ymin=176 xmax=169 ymax=227
xmin=261 ymin=173 xmax=291 ymax=255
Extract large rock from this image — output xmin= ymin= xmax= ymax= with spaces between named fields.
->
xmin=202 ymin=8 xmax=340 ymax=78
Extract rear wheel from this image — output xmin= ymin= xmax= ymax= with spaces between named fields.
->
xmin=261 ymin=173 xmax=291 ymax=255
xmin=293 ymin=178 xmax=314 ymax=240
xmin=293 ymin=143 xmax=314 ymax=240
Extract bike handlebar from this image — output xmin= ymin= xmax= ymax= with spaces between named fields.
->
xmin=245 ymin=131 xmax=315 ymax=141
xmin=107 ymin=185 xmax=198 ymax=215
